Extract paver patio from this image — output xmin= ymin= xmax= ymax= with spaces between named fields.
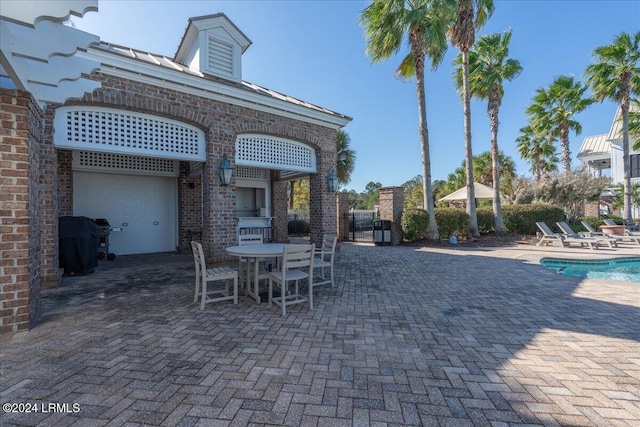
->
xmin=1 ymin=242 xmax=639 ymax=426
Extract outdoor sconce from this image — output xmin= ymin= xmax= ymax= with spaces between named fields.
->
xmin=326 ymin=168 xmax=339 ymax=193
xmin=219 ymin=154 xmax=233 ymax=186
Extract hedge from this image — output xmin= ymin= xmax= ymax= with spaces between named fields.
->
xmin=501 ymin=204 xmax=565 ymax=234
xmin=399 ymin=204 xmax=566 ymax=240
xmin=401 ymin=209 xmax=429 ymax=242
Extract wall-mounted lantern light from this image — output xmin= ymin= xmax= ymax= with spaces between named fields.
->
xmin=219 ymin=154 xmax=233 ymax=186
xmin=326 ymin=168 xmax=339 ymax=193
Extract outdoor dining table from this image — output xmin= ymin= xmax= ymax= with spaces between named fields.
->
xmin=225 ymin=243 xmax=289 ymax=303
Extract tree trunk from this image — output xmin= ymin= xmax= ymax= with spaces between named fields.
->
xmin=289 ymin=181 xmax=295 ymax=210
xmin=560 ymin=125 xmax=571 ymax=174
xmin=414 ymin=50 xmax=439 ymax=241
xmin=621 ymin=98 xmax=632 ymax=221
xmin=462 ymin=49 xmax=479 ymax=238
xmin=488 ymin=93 xmax=505 ymax=234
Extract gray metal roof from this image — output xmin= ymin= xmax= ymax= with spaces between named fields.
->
xmin=577 ymin=134 xmax=611 ymax=160
xmin=91 ymin=41 xmax=351 ymax=122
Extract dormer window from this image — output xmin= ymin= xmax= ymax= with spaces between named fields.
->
xmin=174 ymin=13 xmax=251 ymax=84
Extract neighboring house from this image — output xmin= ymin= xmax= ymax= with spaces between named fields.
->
xmin=0 ymin=2 xmax=351 ymax=332
xmin=577 ymin=106 xmax=639 ymax=218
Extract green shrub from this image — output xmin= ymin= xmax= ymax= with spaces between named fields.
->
xmin=577 ymin=215 xmax=601 ymax=232
xmin=435 ymin=207 xmax=468 ymax=238
xmin=601 ymin=215 xmax=622 ymax=225
xmin=501 ymin=204 xmax=565 ymax=234
xmin=288 ymin=219 xmax=310 ymax=235
xmin=401 ymin=209 xmax=429 ymax=242
xmin=476 ymin=208 xmax=494 ymax=233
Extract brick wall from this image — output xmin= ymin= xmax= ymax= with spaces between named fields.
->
xmin=379 ymin=186 xmax=404 ymax=245
xmin=336 ymin=192 xmax=350 ymax=241
xmin=0 ymin=89 xmax=43 ymax=333
xmin=40 ymin=106 xmax=60 ymax=288
xmin=271 ymin=173 xmax=289 ymax=243
xmin=52 ymin=71 xmax=338 ymax=262
xmin=178 ymin=162 xmax=203 ymax=252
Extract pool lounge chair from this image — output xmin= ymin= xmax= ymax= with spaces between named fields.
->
xmin=581 ymin=221 xmax=640 ymax=246
xmin=556 ymin=221 xmax=617 ymax=249
xmin=535 ymin=222 xmax=564 ymax=247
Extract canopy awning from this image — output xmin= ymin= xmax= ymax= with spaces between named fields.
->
xmin=439 ymin=182 xmax=495 ymax=201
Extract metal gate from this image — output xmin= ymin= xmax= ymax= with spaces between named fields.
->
xmin=342 ymin=210 xmax=379 ymax=242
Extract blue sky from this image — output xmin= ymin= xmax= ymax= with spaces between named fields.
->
xmin=72 ymin=0 xmax=640 ymax=193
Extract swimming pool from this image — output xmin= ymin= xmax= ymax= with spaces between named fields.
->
xmin=540 ymin=257 xmax=640 ymax=283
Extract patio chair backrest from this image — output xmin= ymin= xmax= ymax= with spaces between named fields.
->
xmin=556 ymin=221 xmax=579 ymax=237
xmin=581 ymin=221 xmax=598 ymax=234
xmin=535 ymin=222 xmax=555 ymax=236
xmin=318 ymin=234 xmax=337 ymax=261
xmin=239 ymin=233 xmax=263 ymax=246
xmin=603 ymin=219 xmax=617 ymax=226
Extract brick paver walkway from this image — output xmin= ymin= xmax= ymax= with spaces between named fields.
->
xmin=1 ymin=243 xmax=639 ymax=426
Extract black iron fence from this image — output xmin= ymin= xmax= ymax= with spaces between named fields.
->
xmin=342 ymin=210 xmax=379 ymax=242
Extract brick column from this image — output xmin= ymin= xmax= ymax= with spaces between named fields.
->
xmin=40 ymin=106 xmax=61 ymax=288
xmin=1 ymin=89 xmax=43 ymax=333
xmin=309 ymin=134 xmax=337 ymax=248
xmin=378 ymin=186 xmax=404 ymax=245
xmin=271 ymin=172 xmax=289 ymax=243
xmin=202 ymin=137 xmax=236 ymax=262
xmin=336 ymin=192 xmax=349 ymax=241
xmin=178 ymin=162 xmax=203 ymax=252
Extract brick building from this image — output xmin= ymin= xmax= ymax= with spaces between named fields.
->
xmin=1 ymin=3 xmax=350 ymax=333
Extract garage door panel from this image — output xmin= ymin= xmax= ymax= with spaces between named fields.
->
xmin=73 ymin=172 xmax=177 ymax=255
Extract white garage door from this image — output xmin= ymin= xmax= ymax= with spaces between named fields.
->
xmin=73 ymin=171 xmax=177 ymax=255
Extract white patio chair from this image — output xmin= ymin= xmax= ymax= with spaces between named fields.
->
xmin=238 ymin=233 xmax=270 ymax=299
xmin=191 ymin=241 xmax=238 ymax=310
xmin=313 ymin=234 xmax=337 ymax=287
xmin=269 ymin=244 xmax=315 ymax=316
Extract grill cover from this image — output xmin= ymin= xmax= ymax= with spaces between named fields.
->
xmin=58 ymin=216 xmax=100 ymax=276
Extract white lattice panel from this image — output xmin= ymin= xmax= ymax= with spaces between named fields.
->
xmin=236 ymin=166 xmax=267 ymax=180
xmin=236 ymin=134 xmax=316 ymax=173
xmin=72 ymin=151 xmax=179 ymax=177
xmin=54 ymin=106 xmax=206 ymax=161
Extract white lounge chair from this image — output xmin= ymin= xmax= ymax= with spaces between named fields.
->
xmin=582 ymin=221 xmax=640 ymax=246
xmin=556 ymin=221 xmax=616 ymax=249
xmin=536 ymin=222 xmax=564 ymax=247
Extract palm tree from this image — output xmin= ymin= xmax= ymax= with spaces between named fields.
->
xmin=585 ymin=31 xmax=640 ymax=221
xmin=447 ymin=0 xmax=494 ymax=238
xmin=360 ymin=0 xmax=456 ymax=241
xmin=444 ymin=151 xmax=515 ymax=195
xmin=454 ymin=30 xmax=521 ymax=234
xmin=629 ymin=98 xmax=640 ymax=150
xmin=526 ymin=75 xmax=593 ymax=174
xmin=516 ymin=125 xmax=559 ymax=181
xmin=336 ymin=129 xmax=356 ymax=188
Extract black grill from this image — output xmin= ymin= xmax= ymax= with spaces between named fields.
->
xmin=93 ymin=218 xmax=116 ymax=260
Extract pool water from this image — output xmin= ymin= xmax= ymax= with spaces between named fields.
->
xmin=540 ymin=257 xmax=640 ymax=283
